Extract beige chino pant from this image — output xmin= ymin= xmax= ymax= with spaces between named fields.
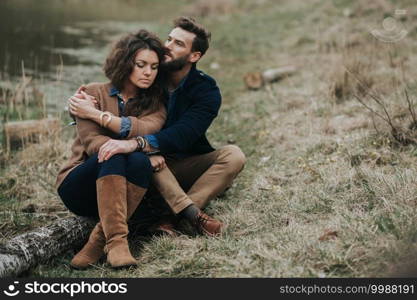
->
xmin=152 ymin=145 xmax=246 ymax=214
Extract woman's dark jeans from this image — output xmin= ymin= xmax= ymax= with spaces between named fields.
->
xmin=58 ymin=152 xmax=152 ymax=218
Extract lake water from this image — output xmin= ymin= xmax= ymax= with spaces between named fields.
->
xmin=0 ymin=0 xmax=188 ymax=113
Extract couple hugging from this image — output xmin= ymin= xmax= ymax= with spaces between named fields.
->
xmin=55 ymin=17 xmax=246 ymax=269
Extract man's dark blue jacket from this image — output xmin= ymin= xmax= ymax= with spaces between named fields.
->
xmin=152 ymin=65 xmax=221 ymax=156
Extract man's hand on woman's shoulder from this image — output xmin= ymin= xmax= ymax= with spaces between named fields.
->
xmin=67 ymin=85 xmax=98 ymax=119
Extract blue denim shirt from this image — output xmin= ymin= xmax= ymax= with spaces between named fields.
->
xmin=109 ymin=87 xmax=132 ymax=139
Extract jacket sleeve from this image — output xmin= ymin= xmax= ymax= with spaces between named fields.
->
xmin=76 ymin=84 xmax=111 ymax=156
xmin=76 ymin=117 xmax=111 ymax=156
xmin=154 ymin=84 xmax=221 ymax=154
xmin=126 ymin=104 xmax=167 ymax=138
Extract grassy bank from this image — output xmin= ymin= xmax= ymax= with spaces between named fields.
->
xmin=2 ymin=0 xmax=417 ymax=277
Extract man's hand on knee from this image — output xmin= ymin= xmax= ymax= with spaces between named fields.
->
xmin=149 ymin=155 xmax=166 ymax=172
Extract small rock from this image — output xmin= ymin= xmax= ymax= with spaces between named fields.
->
xmin=260 ymin=156 xmax=271 ymax=163
xmin=210 ymin=62 xmax=220 ymax=70
xmin=343 ymin=8 xmax=353 ymax=17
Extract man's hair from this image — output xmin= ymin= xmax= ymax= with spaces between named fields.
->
xmin=173 ymin=16 xmax=211 ymax=56
xmin=103 ymin=29 xmax=167 ymax=116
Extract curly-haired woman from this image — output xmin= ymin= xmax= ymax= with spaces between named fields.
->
xmin=56 ymin=29 xmax=167 ymax=269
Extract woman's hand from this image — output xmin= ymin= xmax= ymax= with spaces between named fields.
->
xmin=149 ymin=155 xmax=166 ymax=172
xmin=98 ymin=139 xmax=137 ymax=162
xmin=68 ymin=89 xmax=99 ymax=119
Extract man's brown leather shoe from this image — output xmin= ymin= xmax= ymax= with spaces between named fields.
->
xmin=192 ymin=211 xmax=223 ymax=237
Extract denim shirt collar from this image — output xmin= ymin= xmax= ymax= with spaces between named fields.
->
xmin=109 ymin=86 xmax=119 ymax=97
xmin=109 ymin=86 xmax=138 ymax=101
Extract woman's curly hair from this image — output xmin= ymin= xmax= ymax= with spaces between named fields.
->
xmin=104 ymin=29 xmax=167 ymax=116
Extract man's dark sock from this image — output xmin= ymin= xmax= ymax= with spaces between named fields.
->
xmin=179 ymin=204 xmax=200 ymax=222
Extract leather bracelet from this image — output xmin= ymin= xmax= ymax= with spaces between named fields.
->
xmin=99 ymin=111 xmax=112 ymax=127
xmin=143 ymin=136 xmax=148 ymax=151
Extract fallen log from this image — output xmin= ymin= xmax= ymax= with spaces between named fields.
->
xmin=4 ymin=118 xmax=60 ymax=152
xmin=0 ymin=207 xmax=159 ymax=277
xmin=243 ymin=65 xmax=297 ymax=90
xmin=0 ymin=216 xmax=95 ymax=277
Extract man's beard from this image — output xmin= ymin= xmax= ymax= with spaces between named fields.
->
xmin=161 ymin=54 xmax=190 ymax=72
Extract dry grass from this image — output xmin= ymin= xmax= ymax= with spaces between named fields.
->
xmin=183 ymin=0 xmax=238 ymax=18
xmin=0 ymin=131 xmax=72 ymax=243
xmin=2 ymin=0 xmax=417 ymax=277
xmin=0 ymin=67 xmax=47 ymax=123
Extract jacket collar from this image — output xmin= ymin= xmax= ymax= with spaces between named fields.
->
xmin=182 ymin=64 xmax=200 ymax=90
xmin=176 ymin=70 xmax=190 ymax=91
xmin=172 ymin=64 xmax=202 ymax=93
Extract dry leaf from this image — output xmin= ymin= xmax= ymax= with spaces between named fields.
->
xmin=319 ymin=229 xmax=338 ymax=241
